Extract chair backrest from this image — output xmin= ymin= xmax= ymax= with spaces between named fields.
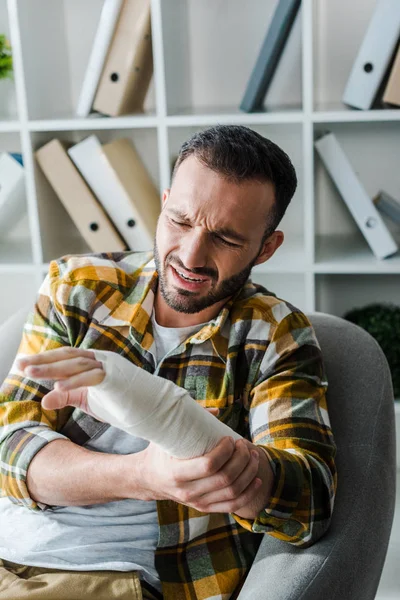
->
xmin=238 ymin=312 xmax=397 ymax=600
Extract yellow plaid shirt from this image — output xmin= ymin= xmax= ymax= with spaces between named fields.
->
xmin=0 ymin=251 xmax=336 ymax=600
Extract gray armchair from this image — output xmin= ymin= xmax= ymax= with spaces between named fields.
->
xmin=0 ymin=310 xmax=396 ymax=600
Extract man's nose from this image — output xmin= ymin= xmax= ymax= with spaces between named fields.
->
xmin=179 ymin=228 xmax=209 ymax=270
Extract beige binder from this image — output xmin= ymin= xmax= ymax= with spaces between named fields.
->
xmin=36 ymin=139 xmax=127 ymax=253
xmin=383 ymin=44 xmax=400 ymax=106
xmin=93 ymin=0 xmax=153 ymax=116
xmin=101 ymin=137 xmax=160 ymax=248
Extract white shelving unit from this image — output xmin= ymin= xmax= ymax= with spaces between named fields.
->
xmin=1 ymin=0 xmax=399 ymax=315
xmin=0 ymin=0 xmax=399 ymax=595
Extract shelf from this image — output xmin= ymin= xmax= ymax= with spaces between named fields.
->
xmin=313 ymin=104 xmax=400 ymax=123
xmin=165 ymin=104 xmax=400 ymax=127
xmin=314 ymin=235 xmax=400 ymax=274
xmin=165 ymin=105 xmax=304 ymax=126
xmin=28 ymin=113 xmax=159 ymax=132
xmin=24 ymin=108 xmax=400 ymax=129
xmin=0 ymin=119 xmax=21 ymax=132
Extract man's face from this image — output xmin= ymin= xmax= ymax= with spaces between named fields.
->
xmin=154 ymin=155 xmax=281 ymax=318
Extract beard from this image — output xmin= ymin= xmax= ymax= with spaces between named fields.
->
xmin=153 ymin=241 xmax=259 ymax=314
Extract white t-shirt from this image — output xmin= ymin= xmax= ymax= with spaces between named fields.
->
xmin=0 ymin=311 xmax=208 ymax=593
xmin=150 ymin=310 xmax=208 ymax=364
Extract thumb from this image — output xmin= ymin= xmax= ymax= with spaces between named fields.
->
xmin=42 ymin=387 xmax=89 ymax=412
xmin=205 ymin=407 xmax=219 ymax=417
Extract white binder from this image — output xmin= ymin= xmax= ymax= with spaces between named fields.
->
xmin=315 ymin=133 xmax=398 ymax=260
xmin=0 ymin=153 xmax=26 ymax=237
xmin=342 ymin=0 xmax=400 ymax=110
xmin=76 ymin=0 xmax=123 ymax=117
xmin=36 ymin=139 xmax=127 ymax=253
xmin=68 ymin=135 xmax=155 ymax=251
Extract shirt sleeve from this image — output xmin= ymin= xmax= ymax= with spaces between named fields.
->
xmin=0 ymin=261 xmax=74 ymax=511
xmin=231 ymin=310 xmax=337 ymax=548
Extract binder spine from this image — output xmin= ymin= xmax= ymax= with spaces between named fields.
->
xmin=374 ymin=191 xmax=400 ymax=226
xmin=93 ymin=0 xmax=153 ymax=116
xmin=315 ymin=133 xmax=398 ymax=260
xmin=68 ymin=135 xmax=153 ymax=250
xmin=342 ymin=0 xmax=400 ymax=110
xmin=76 ymin=0 xmax=124 ymax=117
xmin=36 ymin=139 xmax=127 ymax=253
xmin=383 ymin=44 xmax=400 ymax=106
xmin=240 ymin=0 xmax=301 ymax=113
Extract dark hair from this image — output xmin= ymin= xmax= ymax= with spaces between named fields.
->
xmin=172 ymin=124 xmax=297 ymax=241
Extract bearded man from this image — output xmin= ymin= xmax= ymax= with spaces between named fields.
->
xmin=0 ymin=125 xmax=336 ymax=600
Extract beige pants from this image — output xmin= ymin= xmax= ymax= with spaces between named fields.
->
xmin=0 ymin=559 xmax=159 ymax=600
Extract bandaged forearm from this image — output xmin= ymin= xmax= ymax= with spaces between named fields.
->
xmin=90 ymin=350 xmax=242 ymax=458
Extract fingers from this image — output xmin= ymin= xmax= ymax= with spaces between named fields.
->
xmin=194 ymin=453 xmax=259 ymax=507
xmin=194 ymin=476 xmax=262 ymax=515
xmin=22 ymin=356 xmax=103 ymax=381
xmin=16 ymin=347 xmax=96 ymax=370
xmin=179 ymin=440 xmax=260 ymax=503
xmin=173 ymin=437 xmax=236 ymax=482
xmin=54 ymin=368 xmax=105 ymax=391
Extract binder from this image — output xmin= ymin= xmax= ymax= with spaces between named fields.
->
xmin=315 ymin=133 xmax=398 ymax=260
xmin=67 ymin=135 xmax=160 ymax=250
xmin=373 ymin=190 xmax=400 ymax=225
xmin=240 ymin=0 xmax=301 ymax=113
xmin=76 ymin=0 xmax=124 ymax=117
xmin=342 ymin=0 xmax=400 ymax=110
xmin=36 ymin=139 xmax=127 ymax=253
xmin=101 ymin=138 xmax=160 ymax=246
xmin=10 ymin=153 xmax=23 ymax=166
xmin=93 ymin=0 xmax=153 ymax=116
xmin=0 ymin=153 xmax=26 ymax=237
xmin=383 ymin=44 xmax=400 ymax=106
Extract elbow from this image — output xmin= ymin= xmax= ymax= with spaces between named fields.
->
xmin=287 ymin=464 xmax=337 ymax=548
xmin=268 ymin=455 xmax=337 ymax=549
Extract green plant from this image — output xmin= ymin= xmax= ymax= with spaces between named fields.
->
xmin=343 ymin=302 xmax=400 ymax=399
xmin=0 ymin=35 xmax=13 ymax=80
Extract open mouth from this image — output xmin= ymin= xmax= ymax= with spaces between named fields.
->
xmin=170 ymin=265 xmax=210 ymax=290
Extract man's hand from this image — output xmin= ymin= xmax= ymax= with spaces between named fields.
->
xmin=17 ymin=349 xmax=273 ymax=516
xmin=16 ymin=347 xmax=104 ymax=416
xmin=134 ymin=435 xmax=263 ymax=515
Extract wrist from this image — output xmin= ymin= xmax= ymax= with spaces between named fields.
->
xmin=116 ymin=447 xmax=152 ymax=501
xmin=234 ymin=445 xmax=274 ymax=519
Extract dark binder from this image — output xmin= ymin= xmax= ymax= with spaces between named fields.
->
xmin=240 ymin=0 xmax=301 ymax=113
xmin=373 ymin=191 xmax=400 ymax=225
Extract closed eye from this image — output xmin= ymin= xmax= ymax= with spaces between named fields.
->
xmin=169 ymin=216 xmax=241 ymax=247
xmin=170 ymin=218 xmax=190 ymax=228
xmin=213 ymin=234 xmax=240 ymax=248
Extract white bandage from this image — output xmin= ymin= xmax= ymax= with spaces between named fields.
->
xmin=90 ymin=350 xmax=242 ymax=458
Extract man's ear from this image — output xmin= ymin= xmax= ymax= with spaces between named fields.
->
xmin=254 ymin=231 xmax=284 ymax=267
xmin=162 ymin=189 xmax=170 ymax=207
